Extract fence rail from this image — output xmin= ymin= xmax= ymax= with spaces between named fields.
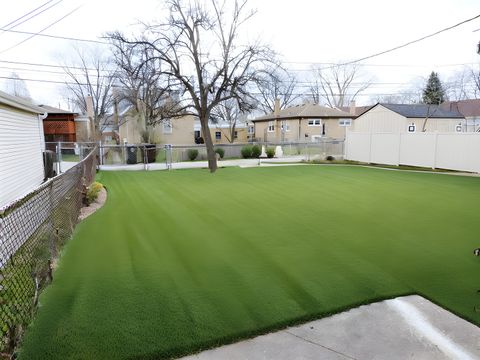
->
xmin=0 ymin=147 xmax=98 ymax=355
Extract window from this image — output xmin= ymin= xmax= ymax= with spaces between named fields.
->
xmin=215 ymin=131 xmax=221 ymax=140
xmin=281 ymin=121 xmax=290 ymax=132
xmin=268 ymin=121 xmax=275 ymax=132
xmin=163 ymin=119 xmax=172 ymax=134
xmin=339 ymin=118 xmax=352 ymax=127
xmin=308 ymin=119 xmax=321 ymax=126
xmin=408 ymin=123 xmax=416 ymax=133
xmin=234 ymin=131 xmax=238 ymax=139
xmin=248 ymin=126 xmax=254 ymax=134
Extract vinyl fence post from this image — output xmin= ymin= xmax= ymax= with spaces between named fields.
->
xmin=397 ymin=133 xmax=402 ymax=166
xmin=432 ymin=132 xmax=439 ymax=169
xmin=368 ymin=132 xmax=373 ymax=163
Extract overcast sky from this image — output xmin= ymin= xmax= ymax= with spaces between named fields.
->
xmin=0 ymin=0 xmax=479 ymax=107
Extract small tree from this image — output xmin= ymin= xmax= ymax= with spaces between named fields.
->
xmin=422 ymin=71 xmax=445 ymax=105
xmin=420 ymin=72 xmax=447 ymax=132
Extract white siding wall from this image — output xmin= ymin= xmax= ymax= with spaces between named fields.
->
xmin=352 ymin=105 xmax=465 ymax=133
xmin=352 ymin=105 xmax=406 ymax=132
xmin=0 ymin=105 xmax=45 ymax=208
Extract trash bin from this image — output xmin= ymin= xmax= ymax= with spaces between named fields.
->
xmin=43 ymin=150 xmax=56 ymax=179
xmin=127 ymin=146 xmax=138 ymax=164
xmin=141 ymin=144 xmax=157 ymax=164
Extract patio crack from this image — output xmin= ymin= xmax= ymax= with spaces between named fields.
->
xmin=284 ymin=330 xmax=359 ymax=360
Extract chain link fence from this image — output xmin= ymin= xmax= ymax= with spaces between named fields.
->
xmin=0 ymin=147 xmax=97 ymax=356
xmin=96 ymin=140 xmax=345 ymax=168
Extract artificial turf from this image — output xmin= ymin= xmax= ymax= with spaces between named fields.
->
xmin=19 ymin=166 xmax=480 ymax=359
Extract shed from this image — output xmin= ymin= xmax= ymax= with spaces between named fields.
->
xmin=0 ymin=90 xmax=47 ymax=208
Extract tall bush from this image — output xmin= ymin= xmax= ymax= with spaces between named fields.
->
xmin=251 ymin=144 xmax=261 ymax=158
xmin=187 ymin=149 xmax=199 ymax=161
xmin=241 ymin=145 xmax=253 ymax=159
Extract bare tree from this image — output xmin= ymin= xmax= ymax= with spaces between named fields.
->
xmin=111 ymin=39 xmax=175 ymax=142
xmin=108 ymin=0 xmax=275 ymax=172
xmin=255 ymin=67 xmax=301 ymax=113
xmin=471 ymin=64 xmax=480 ymax=99
xmin=445 ymin=69 xmax=472 ymax=101
xmin=63 ymin=46 xmax=116 ymax=136
xmin=3 ymin=72 xmax=32 ymax=100
xmin=211 ymin=98 xmax=248 ymax=143
xmin=309 ymin=64 xmax=371 ymax=108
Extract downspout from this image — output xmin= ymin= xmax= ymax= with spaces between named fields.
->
xmin=38 ymin=112 xmax=48 ymax=151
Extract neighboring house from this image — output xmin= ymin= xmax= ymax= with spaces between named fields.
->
xmin=119 ymin=108 xmax=249 ymax=145
xmin=440 ymin=99 xmax=480 ymax=132
xmin=252 ymin=102 xmax=354 ymax=142
xmin=201 ymin=120 xmax=250 ymax=144
xmin=0 ymin=90 xmax=47 ymax=208
xmin=119 ymin=108 xmax=196 ymax=145
xmin=100 ymin=113 xmax=120 ymax=144
xmin=351 ymin=103 xmax=465 ymax=133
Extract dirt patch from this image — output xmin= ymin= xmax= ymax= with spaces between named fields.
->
xmin=78 ymin=187 xmax=107 ymax=221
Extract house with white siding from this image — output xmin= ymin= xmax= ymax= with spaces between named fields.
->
xmin=351 ymin=103 xmax=465 ymax=133
xmin=0 ymin=90 xmax=48 ymax=209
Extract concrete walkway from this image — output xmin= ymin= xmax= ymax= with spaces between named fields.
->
xmin=181 ymin=296 xmax=480 ymax=360
xmin=99 ymin=156 xmax=307 ymax=171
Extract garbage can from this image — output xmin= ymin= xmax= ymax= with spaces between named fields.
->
xmin=141 ymin=144 xmax=157 ymax=164
xmin=43 ymin=150 xmax=56 ymax=179
xmin=127 ymin=146 xmax=138 ymax=164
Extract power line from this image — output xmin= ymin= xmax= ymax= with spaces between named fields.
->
xmin=0 ymin=59 xmax=114 ymax=72
xmin=1 ymin=0 xmax=57 ymax=29
xmin=286 ymin=62 xmax=478 ymax=70
xmin=0 ymin=5 xmax=83 ymax=55
xmin=0 ymin=75 xmax=433 ymax=98
xmin=0 ymin=28 xmax=108 ymax=45
xmin=1 ymin=1 xmax=64 ymax=35
xmin=324 ymin=13 xmax=480 ymax=70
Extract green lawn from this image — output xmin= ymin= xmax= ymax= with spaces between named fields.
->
xmin=19 ymin=166 xmax=480 ymax=359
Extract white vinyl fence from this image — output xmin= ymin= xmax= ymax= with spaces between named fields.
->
xmin=345 ymin=131 xmax=480 ymax=173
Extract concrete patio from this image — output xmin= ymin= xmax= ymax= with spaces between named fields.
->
xmin=181 ymin=296 xmax=480 ymax=360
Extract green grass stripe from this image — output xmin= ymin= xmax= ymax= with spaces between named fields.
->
xmin=19 ymin=166 xmax=480 ymax=359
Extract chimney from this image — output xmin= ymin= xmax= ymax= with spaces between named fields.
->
xmin=349 ymin=100 xmax=356 ymax=116
xmin=86 ymin=95 xmax=94 ymax=118
xmin=274 ymin=98 xmax=280 ymax=117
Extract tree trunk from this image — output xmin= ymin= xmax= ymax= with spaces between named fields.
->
xmin=200 ymin=116 xmax=217 ymax=173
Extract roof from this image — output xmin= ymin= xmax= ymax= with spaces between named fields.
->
xmin=378 ymin=103 xmax=464 ymax=119
xmin=38 ymin=104 xmax=77 ymax=115
xmin=440 ymin=99 xmax=480 ymax=118
xmin=338 ymin=105 xmax=374 ymax=117
xmin=0 ymin=90 xmax=45 ymax=114
xmin=253 ymin=103 xmax=353 ymax=122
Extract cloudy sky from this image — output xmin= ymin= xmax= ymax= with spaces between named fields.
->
xmin=0 ymin=0 xmax=479 ymax=107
